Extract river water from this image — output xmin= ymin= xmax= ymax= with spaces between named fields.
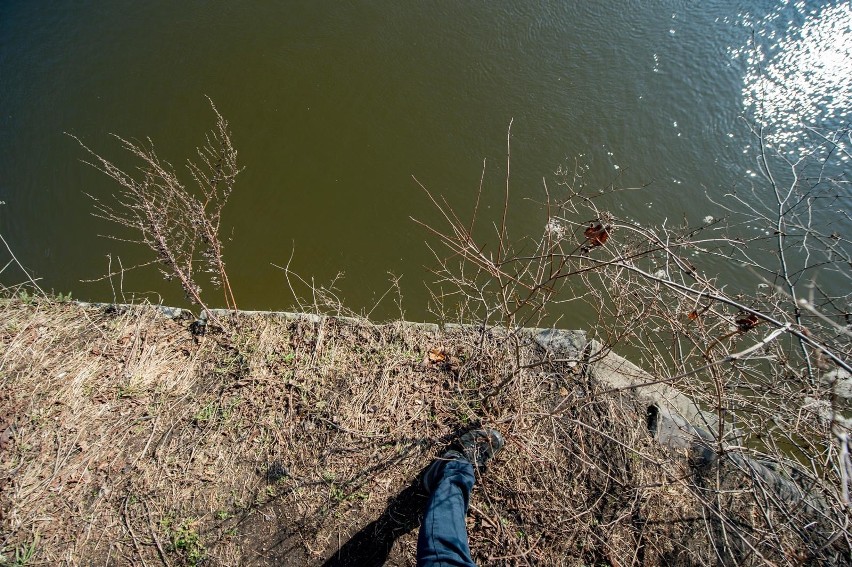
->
xmin=1 ymin=1 xmax=849 ymax=322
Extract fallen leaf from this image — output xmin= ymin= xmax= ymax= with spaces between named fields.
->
xmin=583 ymin=223 xmax=611 ymax=249
xmin=687 ymin=311 xmax=699 ymax=321
xmin=735 ymin=312 xmax=760 ymax=332
xmin=426 ymin=347 xmax=446 ymax=363
xmin=423 ymin=347 xmax=462 ymax=374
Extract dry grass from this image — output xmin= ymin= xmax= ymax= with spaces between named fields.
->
xmin=0 ymin=298 xmax=844 ymax=566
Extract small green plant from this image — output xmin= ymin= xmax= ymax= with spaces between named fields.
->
xmin=322 ymin=471 xmax=367 ymax=504
xmin=162 ymin=517 xmax=206 ymax=566
xmin=16 ymin=289 xmax=34 ymax=305
xmin=15 ymin=544 xmax=36 ymax=566
xmin=220 ymin=397 xmax=241 ymax=422
xmin=0 ymin=536 xmax=38 ymax=566
xmin=265 ymin=350 xmax=295 ymax=366
xmin=116 ymin=383 xmax=144 ymax=399
xmin=330 ymin=484 xmax=346 ymax=503
xmin=54 ymin=291 xmax=73 ymax=302
xmin=193 ymin=401 xmax=218 ymax=425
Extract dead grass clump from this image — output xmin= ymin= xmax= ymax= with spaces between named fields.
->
xmin=0 ymin=298 xmax=215 ymax=561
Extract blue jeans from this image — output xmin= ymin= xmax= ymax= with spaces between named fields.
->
xmin=417 ymin=458 xmax=477 ymax=567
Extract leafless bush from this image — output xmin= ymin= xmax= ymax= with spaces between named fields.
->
xmin=415 ymin=122 xmax=852 ymax=564
xmin=69 ymin=98 xmax=240 ymax=324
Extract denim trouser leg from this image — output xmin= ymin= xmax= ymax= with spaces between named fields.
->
xmin=417 ymin=459 xmax=477 ymax=567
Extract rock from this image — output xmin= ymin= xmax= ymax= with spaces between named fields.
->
xmin=532 ymin=328 xmax=587 ymax=359
xmin=821 ymin=368 xmax=852 ymax=399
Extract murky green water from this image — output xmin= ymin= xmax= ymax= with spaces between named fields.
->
xmin=1 ymin=1 xmax=849 ymax=321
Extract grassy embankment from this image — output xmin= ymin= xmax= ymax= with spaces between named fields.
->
xmin=0 ymin=298 xmax=834 ymax=566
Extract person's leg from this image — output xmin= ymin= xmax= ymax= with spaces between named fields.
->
xmin=416 ymin=458 xmax=477 ymax=567
xmin=416 ymin=429 xmax=505 ymax=567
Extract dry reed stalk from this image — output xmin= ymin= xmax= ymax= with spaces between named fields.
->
xmin=68 ymin=98 xmax=240 ymax=325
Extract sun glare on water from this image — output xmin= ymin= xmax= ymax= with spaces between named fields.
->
xmin=731 ymin=1 xmax=852 ymax=159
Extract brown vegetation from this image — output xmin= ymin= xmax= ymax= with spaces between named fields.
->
xmin=1 ymin=105 xmax=848 ymax=565
xmin=68 ymin=98 xmax=240 ymax=321
xmin=1 ymin=298 xmax=847 ymax=565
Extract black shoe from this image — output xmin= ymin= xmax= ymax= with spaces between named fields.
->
xmin=442 ymin=428 xmax=505 ymax=471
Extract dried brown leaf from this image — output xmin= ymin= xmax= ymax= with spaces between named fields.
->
xmin=583 ymin=223 xmax=611 ymax=248
xmin=735 ymin=312 xmax=760 ymax=333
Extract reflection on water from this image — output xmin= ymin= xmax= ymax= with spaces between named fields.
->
xmin=730 ymin=1 xmax=851 ymax=158
xmin=0 ymin=1 xmax=848 ymax=316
